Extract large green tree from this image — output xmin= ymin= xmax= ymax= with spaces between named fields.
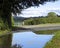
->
xmin=47 ymin=12 xmax=57 ymax=18
xmin=0 ymin=0 xmax=57 ymax=29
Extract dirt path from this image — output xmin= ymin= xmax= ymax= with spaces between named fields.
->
xmin=13 ymin=24 xmax=60 ymax=31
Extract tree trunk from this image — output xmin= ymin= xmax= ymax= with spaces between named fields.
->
xmin=1 ymin=0 xmax=12 ymax=29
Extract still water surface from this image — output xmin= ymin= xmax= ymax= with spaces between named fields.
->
xmin=0 ymin=31 xmax=54 ymax=48
xmin=12 ymin=31 xmax=54 ymax=48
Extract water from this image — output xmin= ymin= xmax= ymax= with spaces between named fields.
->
xmin=0 ymin=31 xmax=54 ymax=48
xmin=12 ymin=31 xmax=54 ymax=48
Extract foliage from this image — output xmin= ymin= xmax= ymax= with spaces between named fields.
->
xmin=0 ymin=17 xmax=4 ymax=30
xmin=44 ymin=30 xmax=60 ymax=48
xmin=0 ymin=16 xmax=9 ymax=30
xmin=35 ymin=30 xmax=60 ymax=34
xmin=24 ymin=12 xmax=60 ymax=25
xmin=0 ymin=0 xmax=57 ymax=30
xmin=47 ymin=12 xmax=57 ymax=18
xmin=11 ymin=16 xmax=14 ymax=26
xmin=0 ymin=34 xmax=12 ymax=48
xmin=0 ymin=0 xmax=56 ymax=15
xmin=35 ymin=30 xmax=60 ymax=48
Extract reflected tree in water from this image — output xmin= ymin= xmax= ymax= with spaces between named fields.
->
xmin=0 ymin=34 xmax=22 ymax=48
xmin=11 ymin=44 xmax=22 ymax=48
xmin=0 ymin=34 xmax=12 ymax=48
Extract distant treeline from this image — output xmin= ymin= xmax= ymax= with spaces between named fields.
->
xmin=24 ymin=12 xmax=60 ymax=25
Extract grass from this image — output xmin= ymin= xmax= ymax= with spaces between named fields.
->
xmin=0 ymin=30 xmax=11 ymax=46
xmin=35 ymin=30 xmax=60 ymax=48
xmin=34 ymin=30 xmax=60 ymax=34
xmin=44 ymin=31 xmax=60 ymax=48
xmin=0 ymin=25 xmax=60 ymax=48
xmin=0 ymin=30 xmax=11 ymax=36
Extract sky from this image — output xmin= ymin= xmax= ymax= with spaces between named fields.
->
xmin=18 ymin=0 xmax=60 ymax=18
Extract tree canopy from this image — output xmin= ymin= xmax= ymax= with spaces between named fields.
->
xmin=0 ymin=0 xmax=57 ymax=14
xmin=47 ymin=12 xmax=57 ymax=18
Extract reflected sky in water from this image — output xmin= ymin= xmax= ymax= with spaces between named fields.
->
xmin=12 ymin=31 xmax=54 ymax=48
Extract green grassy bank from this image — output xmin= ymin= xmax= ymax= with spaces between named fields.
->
xmin=35 ymin=30 xmax=60 ymax=48
xmin=0 ymin=30 xmax=11 ymax=36
xmin=44 ymin=31 xmax=60 ymax=48
xmin=35 ymin=30 xmax=60 ymax=34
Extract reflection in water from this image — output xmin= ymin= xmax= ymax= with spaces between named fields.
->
xmin=0 ymin=34 xmax=12 ymax=48
xmin=12 ymin=31 xmax=54 ymax=48
xmin=0 ymin=34 xmax=22 ymax=48
xmin=11 ymin=44 xmax=22 ymax=48
xmin=0 ymin=31 xmax=54 ymax=48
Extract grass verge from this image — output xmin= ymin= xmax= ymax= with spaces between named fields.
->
xmin=35 ymin=30 xmax=60 ymax=48
xmin=35 ymin=30 xmax=60 ymax=34
xmin=0 ymin=30 xmax=11 ymax=36
xmin=44 ymin=31 xmax=60 ymax=48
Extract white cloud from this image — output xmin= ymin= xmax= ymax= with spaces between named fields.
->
xmin=18 ymin=0 xmax=60 ymax=18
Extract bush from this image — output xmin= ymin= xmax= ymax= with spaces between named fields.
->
xmin=0 ymin=18 xmax=4 ymax=30
xmin=24 ymin=17 xmax=60 ymax=25
xmin=0 ymin=17 xmax=9 ymax=30
xmin=24 ymin=12 xmax=60 ymax=25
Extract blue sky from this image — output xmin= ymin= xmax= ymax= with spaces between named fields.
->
xmin=18 ymin=0 xmax=60 ymax=18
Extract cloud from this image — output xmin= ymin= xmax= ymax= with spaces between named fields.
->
xmin=18 ymin=0 xmax=60 ymax=18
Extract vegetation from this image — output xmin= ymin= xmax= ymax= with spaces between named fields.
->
xmin=0 ymin=0 xmax=56 ymax=34
xmin=11 ymin=16 xmax=14 ymax=26
xmin=0 ymin=0 xmax=42 ymax=33
xmin=0 ymin=17 xmax=4 ymax=30
xmin=0 ymin=0 xmax=55 ymax=28
xmin=35 ymin=30 xmax=60 ymax=48
xmin=0 ymin=0 xmax=60 ymax=48
xmin=44 ymin=31 xmax=60 ymax=48
xmin=0 ymin=34 xmax=12 ymax=48
xmin=24 ymin=12 xmax=60 ymax=25
xmin=0 ymin=0 xmax=57 ymax=36
xmin=35 ymin=29 xmax=60 ymax=34
xmin=0 ymin=30 xmax=11 ymax=36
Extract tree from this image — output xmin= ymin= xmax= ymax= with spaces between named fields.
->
xmin=0 ymin=0 xmax=57 ymax=29
xmin=47 ymin=12 xmax=58 ymax=23
xmin=47 ymin=12 xmax=57 ymax=18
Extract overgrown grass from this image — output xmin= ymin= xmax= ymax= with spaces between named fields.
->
xmin=0 ymin=16 xmax=13 ymax=36
xmin=0 ymin=30 xmax=11 ymax=36
xmin=44 ymin=31 xmax=60 ymax=48
xmin=35 ymin=30 xmax=60 ymax=48
xmin=35 ymin=30 xmax=60 ymax=34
